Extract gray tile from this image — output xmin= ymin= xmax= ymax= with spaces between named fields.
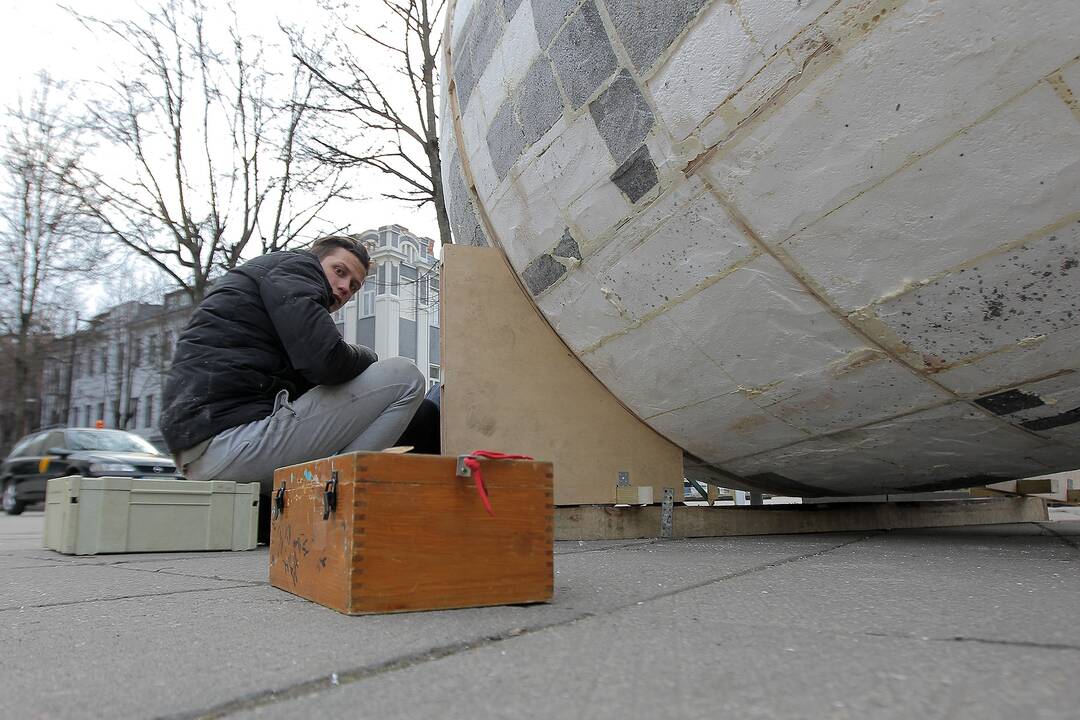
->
xmin=605 ymin=0 xmax=710 ymax=72
xmin=610 ymin=144 xmax=658 ymax=203
xmin=456 ymin=199 xmax=491 ymax=247
xmin=548 ymin=1 xmax=619 ymax=109
xmin=454 ymin=0 xmax=507 ymax=111
xmin=453 ymin=44 xmax=481 ymax=111
xmin=522 ymin=254 xmax=567 ymax=295
xmin=447 ymin=157 xmax=491 ymax=247
xmin=530 ymin=0 xmax=584 ymax=48
xmin=517 ymin=56 xmax=564 ymax=146
xmin=486 ymin=99 xmax=527 ymax=181
xmin=503 ymin=0 xmax=526 ymax=19
xmin=553 ymin=228 xmax=581 ymax=260
xmin=589 ymin=68 xmax=655 ymax=164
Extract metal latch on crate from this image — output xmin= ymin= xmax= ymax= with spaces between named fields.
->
xmin=272 ymin=481 xmax=286 ymax=520
xmin=456 ymin=455 xmax=472 ymax=477
xmin=322 ymin=471 xmax=338 ymax=520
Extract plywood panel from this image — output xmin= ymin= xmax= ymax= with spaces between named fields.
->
xmin=441 ymin=245 xmax=683 ymax=505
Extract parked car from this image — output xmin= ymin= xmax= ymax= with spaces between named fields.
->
xmin=1 ymin=427 xmax=181 ymax=515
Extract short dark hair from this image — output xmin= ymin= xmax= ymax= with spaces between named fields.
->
xmin=310 ymin=234 xmax=371 ymax=271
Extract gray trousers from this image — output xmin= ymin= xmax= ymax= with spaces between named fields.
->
xmin=177 ymin=358 xmax=426 ymax=494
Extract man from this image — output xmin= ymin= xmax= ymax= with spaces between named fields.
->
xmin=159 ymin=235 xmax=426 ymax=505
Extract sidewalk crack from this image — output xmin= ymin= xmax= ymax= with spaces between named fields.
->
xmin=162 ymin=534 xmax=876 ymax=719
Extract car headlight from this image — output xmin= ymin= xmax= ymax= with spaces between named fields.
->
xmin=89 ymin=462 xmax=137 ymax=473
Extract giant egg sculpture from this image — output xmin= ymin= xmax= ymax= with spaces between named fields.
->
xmin=440 ymin=0 xmax=1080 ymax=495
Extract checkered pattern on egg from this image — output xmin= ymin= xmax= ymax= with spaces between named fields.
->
xmin=440 ymin=0 xmax=1080 ymax=495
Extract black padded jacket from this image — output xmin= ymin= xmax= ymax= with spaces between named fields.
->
xmin=159 ymin=250 xmax=374 ymax=453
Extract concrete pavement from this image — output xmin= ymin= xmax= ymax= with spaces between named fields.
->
xmin=2 ymin=508 xmax=1078 ymax=719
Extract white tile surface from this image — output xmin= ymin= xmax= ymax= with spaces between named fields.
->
xmin=597 ymin=187 xmax=756 ymax=319
xmin=649 ymin=1 xmax=764 ymax=141
xmin=933 ymin=324 xmax=1080 ymax=396
xmin=487 ymin=181 xmax=567 ymax=270
xmin=516 ymin=113 xmax=615 ymax=212
xmin=783 ymin=83 xmax=1080 ymax=312
xmin=535 ymin=267 xmax=636 ymax=354
xmin=662 ymin=254 xmax=867 ymax=389
xmin=582 ymin=315 xmax=738 ymax=418
xmin=497 ymin=0 xmax=543 ymax=94
xmin=737 ymin=0 xmax=834 ymax=57
xmin=757 ymin=355 xmax=952 ymax=435
xmin=706 ymin=0 xmax=1080 ymax=246
xmin=565 ymin=177 xmax=631 ymax=245
xmin=646 ymin=391 xmax=812 ymax=464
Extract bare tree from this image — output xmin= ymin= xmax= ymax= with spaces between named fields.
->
xmin=0 ymin=73 xmax=101 ymax=443
xmin=290 ymin=0 xmax=452 ymax=248
xmin=66 ymin=0 xmax=352 ymax=303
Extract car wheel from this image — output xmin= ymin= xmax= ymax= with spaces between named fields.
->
xmin=2 ymin=480 xmax=26 ymax=516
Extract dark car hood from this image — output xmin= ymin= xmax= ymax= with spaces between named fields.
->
xmin=69 ymin=451 xmax=176 ymax=468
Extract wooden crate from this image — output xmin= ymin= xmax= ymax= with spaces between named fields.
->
xmin=268 ymin=452 xmax=554 ymax=615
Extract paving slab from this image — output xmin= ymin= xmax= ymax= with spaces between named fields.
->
xmin=2 ymin=512 xmax=1077 ymax=719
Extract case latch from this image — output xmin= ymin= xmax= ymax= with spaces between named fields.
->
xmin=272 ymin=481 xmax=286 ymax=520
xmin=322 ymin=471 xmax=338 ymax=520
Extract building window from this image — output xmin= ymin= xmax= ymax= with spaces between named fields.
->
xmin=377 ymin=264 xmax=386 ymax=295
xmin=390 ymin=264 xmax=400 ymax=296
xmin=357 ymin=316 xmax=375 ymax=350
xmin=162 ymin=330 xmax=173 ymax=362
xmin=399 ymin=318 xmax=417 ymax=360
xmin=405 ymin=243 xmax=416 ymax=263
xmin=133 ymin=337 xmax=142 ymax=367
xmin=85 ymin=405 xmax=92 ymax=427
xmin=419 ymin=277 xmax=429 ymax=305
xmin=361 ymin=288 xmax=375 ymax=317
xmin=428 ymin=326 xmax=440 ymax=365
xmin=73 ymin=354 xmax=81 ymax=378
xmin=97 ymin=403 xmax=105 ymax=426
xmin=128 ymin=397 xmax=139 ymax=429
xmin=144 ymin=395 xmax=154 ymax=429
xmin=148 ymin=334 xmax=159 ymax=364
xmin=100 ymin=347 xmax=108 ymax=374
xmin=71 ymin=407 xmax=79 ymax=427
xmin=429 ymin=365 xmax=440 ymax=391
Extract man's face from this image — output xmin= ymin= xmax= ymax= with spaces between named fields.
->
xmin=320 ymin=247 xmax=368 ymax=312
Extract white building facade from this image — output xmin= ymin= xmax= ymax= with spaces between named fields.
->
xmin=331 ymin=224 xmax=441 ymax=391
xmin=40 ymin=292 xmax=193 ymax=450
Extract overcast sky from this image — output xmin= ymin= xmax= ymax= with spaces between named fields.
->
xmin=0 ymin=0 xmax=443 ymax=261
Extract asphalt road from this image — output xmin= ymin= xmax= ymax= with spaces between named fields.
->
xmin=2 ymin=508 xmax=1078 ymax=719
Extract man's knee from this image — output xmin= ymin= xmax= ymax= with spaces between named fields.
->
xmin=370 ymin=357 xmax=425 ymax=395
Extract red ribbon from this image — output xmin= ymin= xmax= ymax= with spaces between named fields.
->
xmin=463 ymin=450 xmax=534 ymax=517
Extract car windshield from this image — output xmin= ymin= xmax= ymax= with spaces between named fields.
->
xmin=65 ymin=430 xmax=160 ymax=454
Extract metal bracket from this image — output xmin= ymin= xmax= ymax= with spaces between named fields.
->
xmin=272 ymin=481 xmax=286 ymax=520
xmin=322 ymin=471 xmax=338 ymax=520
xmin=660 ymin=487 xmax=674 ymax=539
xmin=456 ymin=455 xmax=472 ymax=478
